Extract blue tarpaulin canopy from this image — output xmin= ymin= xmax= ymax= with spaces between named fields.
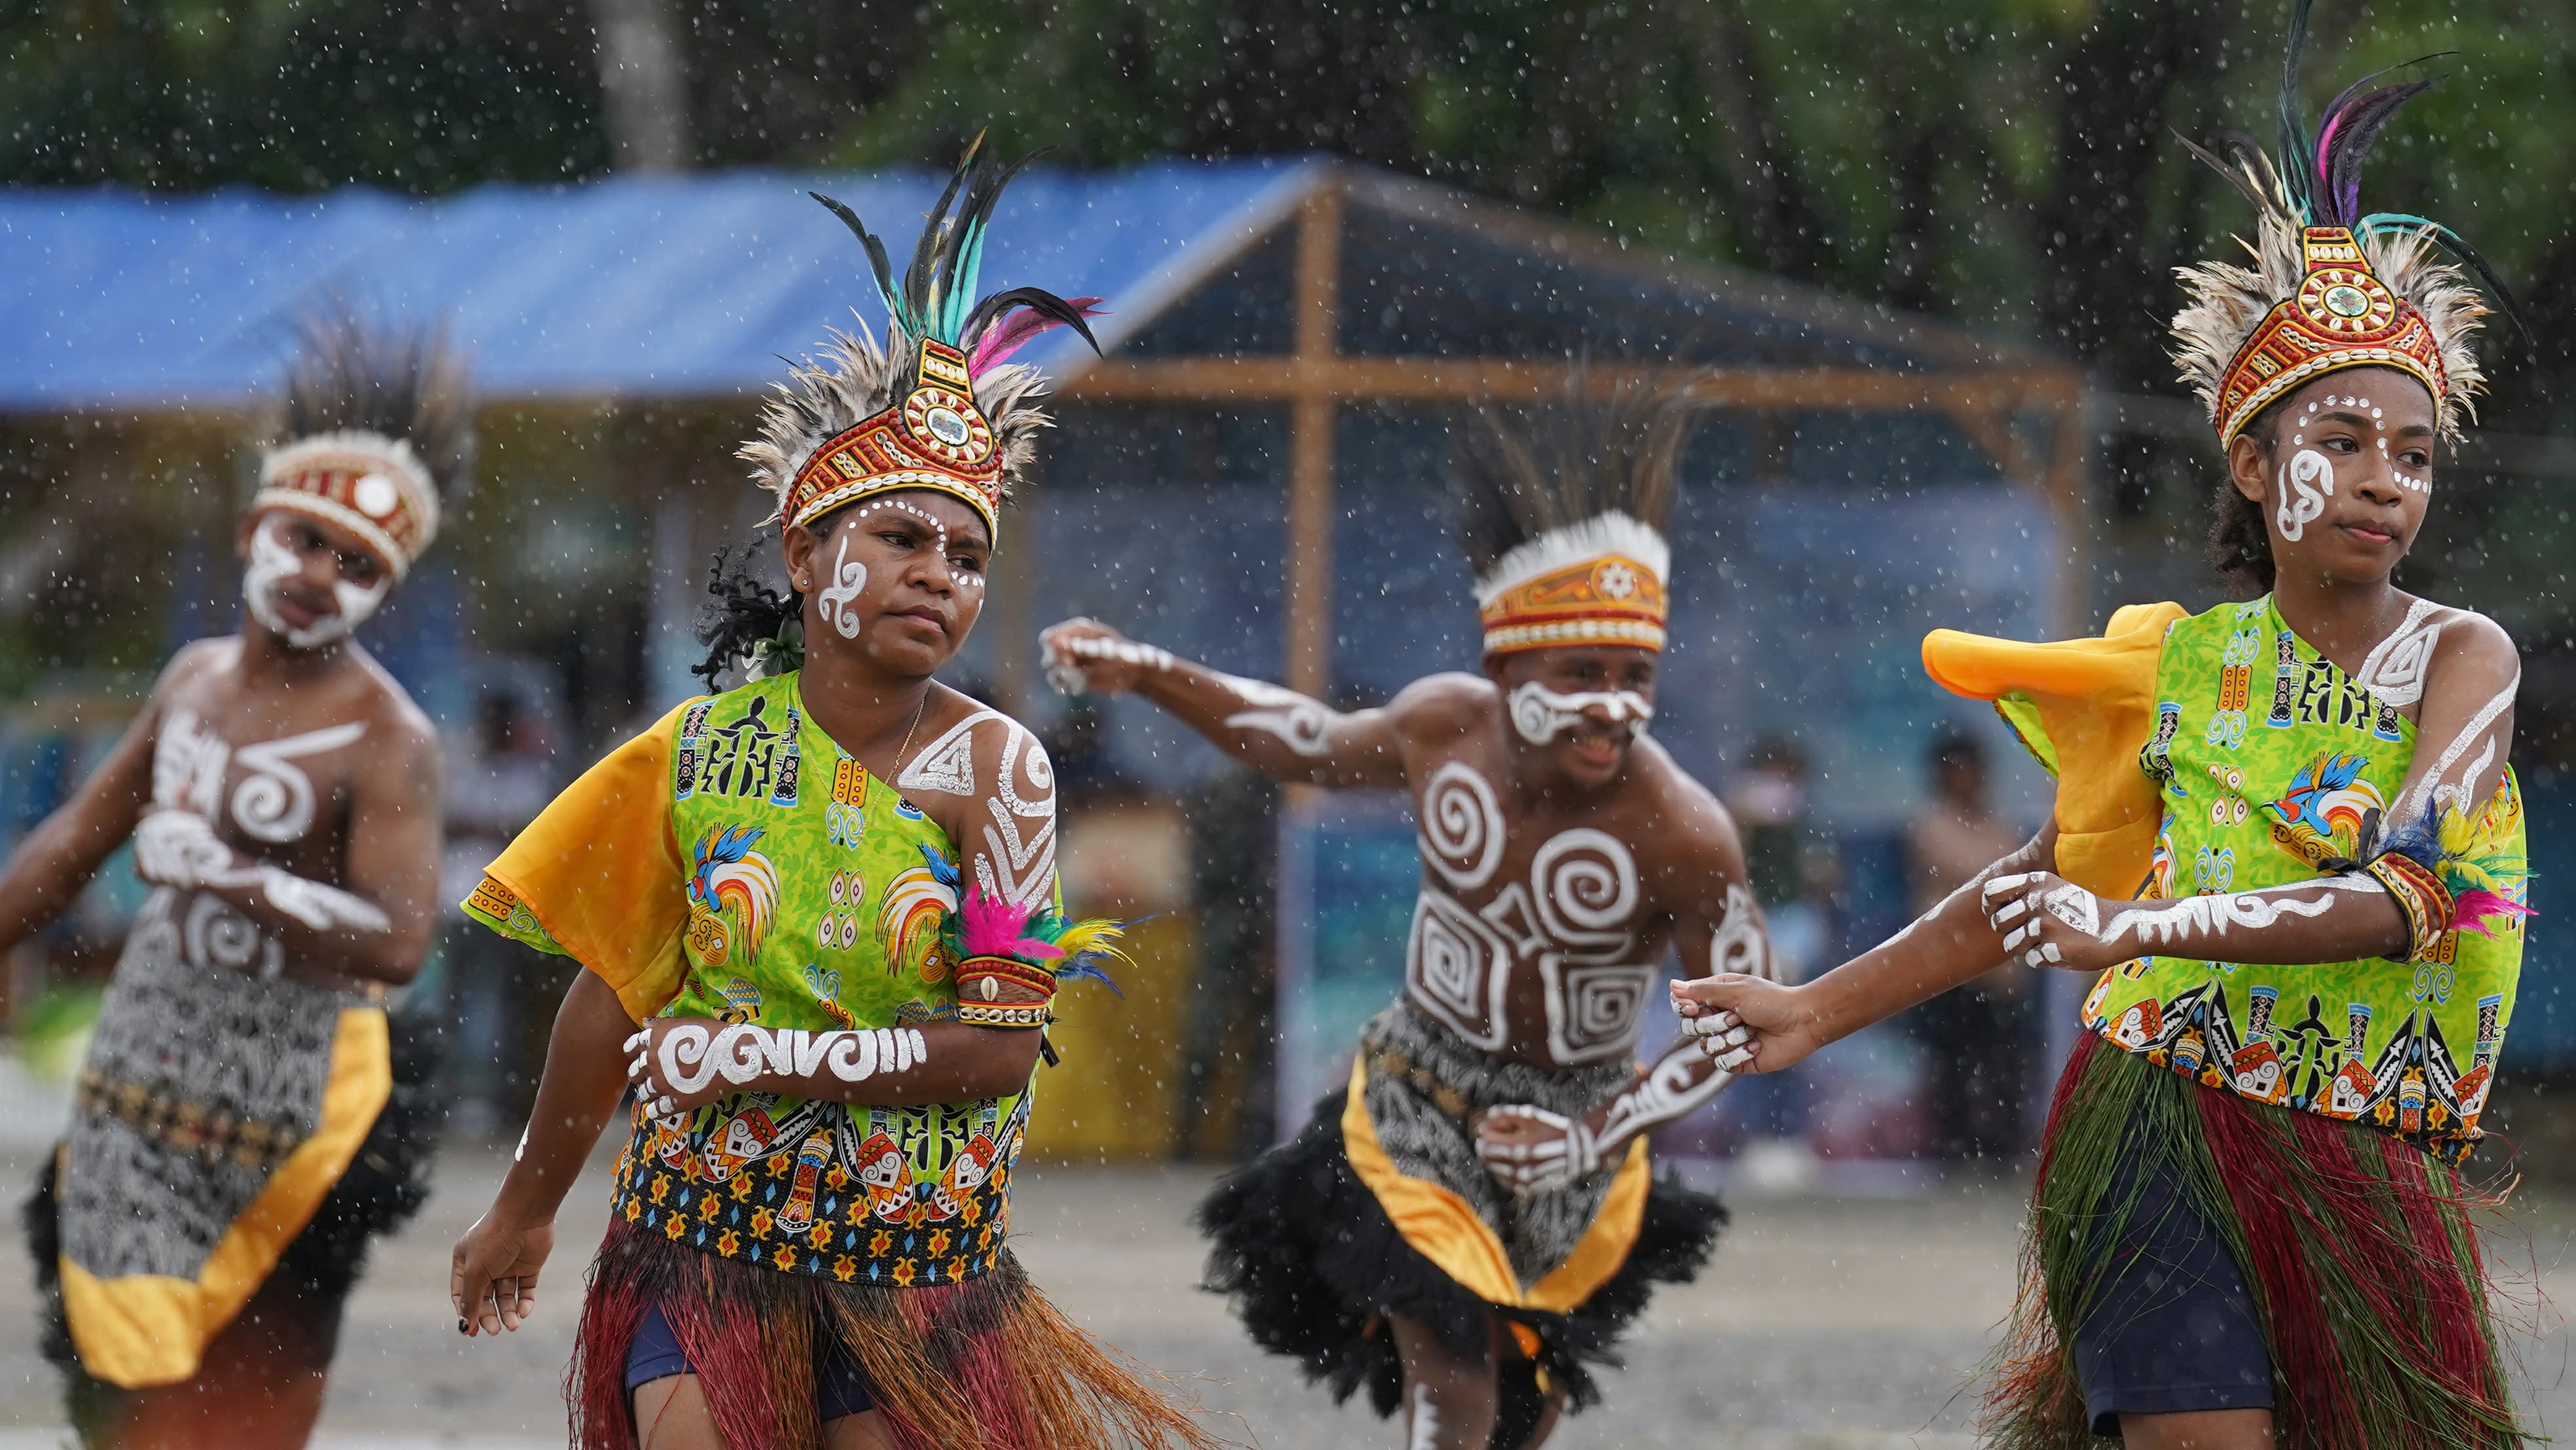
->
xmin=0 ymin=157 xmax=2059 ymax=413
xmin=0 ymin=160 xmax=1317 ymax=409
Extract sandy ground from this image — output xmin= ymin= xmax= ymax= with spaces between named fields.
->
xmin=0 ymin=1140 xmax=2570 ymax=1449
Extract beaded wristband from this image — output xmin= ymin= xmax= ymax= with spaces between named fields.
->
xmin=2364 ymin=853 xmax=2455 ymax=963
xmin=956 ymin=955 xmax=1060 ymax=1002
xmin=956 ymin=1001 xmax=1054 ymax=1029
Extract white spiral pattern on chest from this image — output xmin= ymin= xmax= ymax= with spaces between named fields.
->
xmin=1420 ymin=761 xmax=1505 ymax=891
xmin=1531 ymin=828 xmax=1638 ymax=946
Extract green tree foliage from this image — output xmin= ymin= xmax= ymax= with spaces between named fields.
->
xmin=829 ymin=0 xmax=2576 ymax=403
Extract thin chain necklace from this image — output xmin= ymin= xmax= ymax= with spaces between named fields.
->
xmin=881 ymin=692 xmax=927 ymax=781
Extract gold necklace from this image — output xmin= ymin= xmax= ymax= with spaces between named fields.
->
xmin=883 ymin=692 xmax=927 ymax=781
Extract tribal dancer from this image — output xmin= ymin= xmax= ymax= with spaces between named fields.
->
xmin=3 ymin=313 xmax=465 ymax=1447
xmin=1042 ymin=388 xmax=1749 ymax=1449
xmin=447 ymin=144 xmax=1221 ymax=1450
xmin=1679 ymin=11 xmax=2530 ymax=1447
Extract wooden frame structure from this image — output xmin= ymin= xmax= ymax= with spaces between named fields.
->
xmin=1050 ymin=164 xmax=2094 ymax=700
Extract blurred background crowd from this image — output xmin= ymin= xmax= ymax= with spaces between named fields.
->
xmin=5 ymin=0 xmax=2576 ymax=1181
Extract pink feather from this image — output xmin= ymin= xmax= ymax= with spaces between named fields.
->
xmin=968 ymin=298 xmax=1105 ymax=376
xmin=2452 ymin=889 xmax=2533 ymax=938
xmin=959 ymin=885 xmax=1064 ymax=961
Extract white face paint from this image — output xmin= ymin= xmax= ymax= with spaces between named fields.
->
xmin=243 ymin=516 xmax=390 ymax=650
xmin=1507 ymin=681 xmax=1654 ymax=746
xmin=815 ymin=530 xmax=868 ymax=639
xmin=2275 ymin=448 xmax=2334 ymax=543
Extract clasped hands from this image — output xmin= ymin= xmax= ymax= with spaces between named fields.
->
xmin=1978 ymin=870 xmax=2130 ymax=975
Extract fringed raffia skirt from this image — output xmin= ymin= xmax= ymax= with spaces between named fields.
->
xmin=572 ymin=1220 xmax=1226 ymax=1450
xmin=1197 ymin=1002 xmax=1725 ymax=1449
xmin=1987 ymin=1032 xmax=2526 ymax=1449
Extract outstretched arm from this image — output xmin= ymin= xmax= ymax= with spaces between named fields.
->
xmin=1967 ymin=616 xmax=2521 ymax=983
xmin=0 ymin=699 xmax=158 ymax=955
xmin=1039 ymin=618 xmax=1406 ymax=788
xmin=1674 ymin=827 xmax=2051 ymax=1074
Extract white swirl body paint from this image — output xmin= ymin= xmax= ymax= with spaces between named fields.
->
xmin=1419 ymin=760 xmax=1505 ymax=891
xmin=1216 ymin=672 xmax=1334 ymax=756
xmin=2275 ymin=448 xmax=2334 ymax=542
xmin=651 ymin=1023 xmax=930 ymax=1110
xmin=1530 ymin=828 xmax=1639 ymax=948
xmin=815 ymin=531 xmax=868 ymax=639
xmin=230 ymin=720 xmax=367 ymax=842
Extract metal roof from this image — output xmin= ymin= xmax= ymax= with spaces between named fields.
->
xmin=0 ymin=157 xmax=2056 ymax=412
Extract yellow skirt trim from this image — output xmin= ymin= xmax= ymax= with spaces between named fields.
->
xmin=61 ymin=1005 xmax=391 ymax=1388
xmin=1337 ymin=1057 xmax=1649 ymax=1314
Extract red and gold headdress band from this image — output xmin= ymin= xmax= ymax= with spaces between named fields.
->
xmin=745 ymin=137 xmax=1101 ymax=546
xmin=2172 ymin=3 xmax=2509 ymax=448
xmin=779 ymin=340 xmax=1002 ymax=537
xmin=1474 ymin=512 xmax=1670 ymax=657
xmin=2207 ymin=227 xmax=2450 ymax=448
xmin=255 ymin=430 xmax=441 ymax=579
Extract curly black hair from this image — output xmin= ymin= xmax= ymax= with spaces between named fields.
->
xmin=692 ymin=535 xmax=798 ymax=686
xmin=2207 ymin=396 xmax=2291 ymax=599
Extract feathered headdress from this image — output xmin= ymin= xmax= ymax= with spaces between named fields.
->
xmin=2171 ymin=0 xmax=2516 ymax=448
xmin=1452 ymin=376 xmax=1691 ymax=656
xmin=256 ymin=306 xmax=472 ymax=580
xmin=742 ymin=135 xmax=1103 ymax=545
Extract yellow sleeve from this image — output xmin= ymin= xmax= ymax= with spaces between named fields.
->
xmin=461 ymin=702 xmax=693 ymax=1021
xmin=1920 ymin=602 xmax=2185 ymax=898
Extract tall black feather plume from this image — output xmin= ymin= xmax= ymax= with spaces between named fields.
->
xmin=278 ymin=303 xmax=474 ymax=494
xmin=809 ymin=191 xmax=901 ymax=323
xmin=1449 ymin=375 xmax=1690 ymax=578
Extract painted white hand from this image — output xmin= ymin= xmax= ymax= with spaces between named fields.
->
xmin=1476 ymin=1104 xmax=1600 ymax=1198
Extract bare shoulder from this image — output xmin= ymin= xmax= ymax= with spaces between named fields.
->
xmin=1625 ymin=739 xmax=1742 ymax=862
xmin=154 ymin=636 xmax=239 ymax=699
xmin=2427 ymin=605 xmax=2516 ymax=675
xmin=902 ymin=684 xmax=1048 ymax=802
xmin=349 ymin=655 xmax=442 ymax=766
xmin=1386 ymin=672 xmax=1495 ymax=738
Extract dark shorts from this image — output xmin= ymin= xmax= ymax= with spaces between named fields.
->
xmin=623 ymin=1301 xmax=876 ymax=1423
xmin=2071 ymin=1152 xmax=2274 ymax=1432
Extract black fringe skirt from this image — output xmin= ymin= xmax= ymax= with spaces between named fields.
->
xmin=1197 ymin=1086 xmax=1724 ymax=1448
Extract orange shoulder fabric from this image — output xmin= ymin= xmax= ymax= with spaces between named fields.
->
xmin=1921 ymin=602 xmax=2185 ymax=897
xmin=471 ymin=702 xmax=691 ymax=1021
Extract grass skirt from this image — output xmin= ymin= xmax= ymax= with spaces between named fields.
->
xmin=1986 ymin=1032 xmax=2524 ymax=1449
xmin=572 ymin=1218 xmax=1226 ymax=1450
xmin=1196 ymin=1086 xmax=1723 ymax=1448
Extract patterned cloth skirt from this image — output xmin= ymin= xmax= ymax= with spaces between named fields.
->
xmin=24 ymin=896 xmax=444 ymax=1435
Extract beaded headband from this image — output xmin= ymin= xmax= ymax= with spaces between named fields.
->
xmin=253 ymin=430 xmax=441 ymax=579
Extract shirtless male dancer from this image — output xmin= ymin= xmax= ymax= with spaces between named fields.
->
xmin=1 ymin=315 xmax=464 ymax=1449
xmin=1040 ymin=389 xmax=1762 ymax=1450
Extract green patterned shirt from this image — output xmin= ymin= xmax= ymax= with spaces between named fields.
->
xmin=2021 ymin=597 xmax=2528 ymax=1154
